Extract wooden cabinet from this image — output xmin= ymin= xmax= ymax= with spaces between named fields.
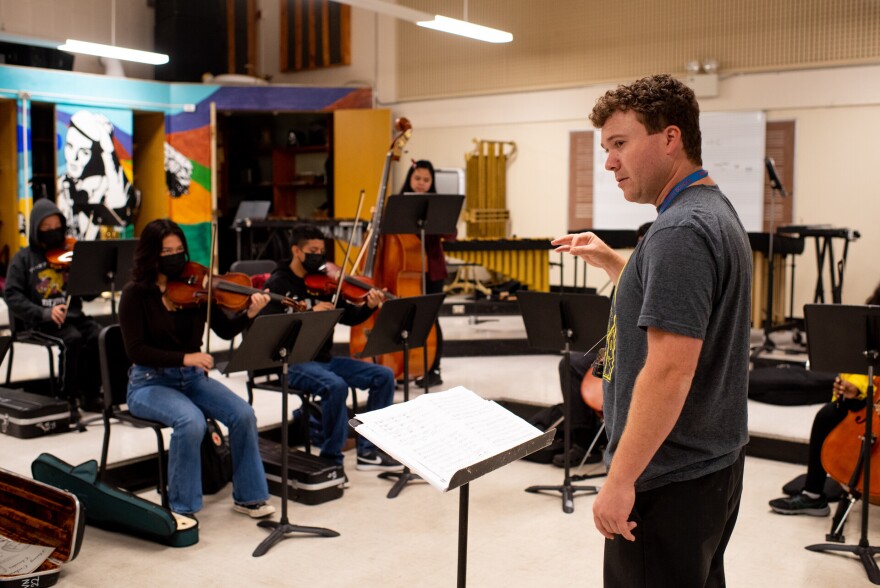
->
xmin=218 ymin=109 xmax=391 ymax=223
xmin=271 ymin=145 xmax=330 ymax=218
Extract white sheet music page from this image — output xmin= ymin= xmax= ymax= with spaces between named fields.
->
xmin=353 ymin=386 xmax=544 ymax=491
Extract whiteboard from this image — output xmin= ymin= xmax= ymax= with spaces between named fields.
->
xmin=592 ymin=111 xmax=766 ymax=232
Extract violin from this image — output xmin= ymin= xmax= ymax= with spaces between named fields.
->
xmin=46 ymin=237 xmax=77 ymax=269
xmin=165 ymin=261 xmax=306 ymax=312
xmin=304 ymin=262 xmax=397 ymax=303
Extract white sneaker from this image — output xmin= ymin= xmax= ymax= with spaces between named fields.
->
xmin=232 ymin=502 xmax=276 ymax=518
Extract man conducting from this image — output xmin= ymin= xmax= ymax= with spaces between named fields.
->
xmin=553 ymin=74 xmax=751 ymax=587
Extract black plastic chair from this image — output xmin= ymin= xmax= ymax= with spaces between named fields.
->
xmin=246 ymin=369 xmax=360 ymax=454
xmin=4 ymin=314 xmax=64 ymax=396
xmin=97 ymin=324 xmax=170 ymax=508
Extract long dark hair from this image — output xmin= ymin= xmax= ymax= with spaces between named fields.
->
xmin=399 ymin=160 xmax=436 ymax=194
xmin=132 ymin=218 xmax=189 ymax=286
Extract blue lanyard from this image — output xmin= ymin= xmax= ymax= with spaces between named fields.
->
xmin=656 ymin=169 xmax=708 ymax=215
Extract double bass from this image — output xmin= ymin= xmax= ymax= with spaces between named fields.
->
xmin=348 ymin=119 xmax=438 ymax=379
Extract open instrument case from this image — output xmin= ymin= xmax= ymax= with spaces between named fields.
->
xmin=0 ymin=467 xmax=84 ymax=587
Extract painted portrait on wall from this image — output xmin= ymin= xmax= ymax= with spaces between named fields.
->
xmin=56 ymin=108 xmax=140 ymax=240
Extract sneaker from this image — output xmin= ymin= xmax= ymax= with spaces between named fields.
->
xmin=356 ymin=450 xmax=404 ymax=472
xmin=552 ymin=444 xmax=603 ymax=468
xmin=232 ymin=502 xmax=276 ymax=519
xmin=414 ymin=370 xmax=443 ymax=388
xmin=769 ymin=492 xmax=830 ymax=516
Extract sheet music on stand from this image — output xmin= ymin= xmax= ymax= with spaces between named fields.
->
xmin=351 ymin=387 xmax=553 ymax=492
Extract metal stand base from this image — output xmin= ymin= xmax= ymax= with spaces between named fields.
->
xmin=378 ymin=467 xmax=424 ymax=499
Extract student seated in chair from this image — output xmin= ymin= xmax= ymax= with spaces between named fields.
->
xmin=4 ymin=198 xmax=102 ymax=414
xmin=118 ymin=218 xmax=275 ymax=520
xmin=768 ymin=281 xmax=880 ymax=516
xmin=260 ymin=223 xmax=403 ymax=476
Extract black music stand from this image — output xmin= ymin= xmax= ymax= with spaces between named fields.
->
xmin=67 ymin=239 xmax=137 ymax=321
xmin=224 ymin=310 xmax=343 ymax=558
xmin=383 ymin=194 xmax=464 ymax=393
xmin=803 ymin=303 xmax=880 ymax=584
xmin=517 ymin=291 xmax=611 ymax=513
xmin=754 ymin=157 xmax=788 ymax=355
xmin=357 ymin=293 xmax=446 ymax=498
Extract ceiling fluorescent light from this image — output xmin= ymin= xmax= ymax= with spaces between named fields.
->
xmin=58 ymin=39 xmax=169 ymax=65
xmin=339 ymin=0 xmax=512 ymax=44
xmin=417 ymin=15 xmax=512 ymax=43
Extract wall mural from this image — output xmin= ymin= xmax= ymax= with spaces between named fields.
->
xmin=1 ymin=63 xmax=371 ymax=262
xmin=55 ymin=106 xmax=138 ymax=240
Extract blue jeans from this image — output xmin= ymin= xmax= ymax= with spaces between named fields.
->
xmin=127 ymin=365 xmax=270 ymax=514
xmin=287 ymin=357 xmax=395 ymax=463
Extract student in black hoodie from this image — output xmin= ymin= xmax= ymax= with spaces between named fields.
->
xmin=4 ymin=198 xmax=102 ymax=413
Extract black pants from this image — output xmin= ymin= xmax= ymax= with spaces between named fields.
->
xmin=37 ymin=315 xmax=102 ymax=405
xmin=805 ymin=399 xmax=862 ymax=494
xmin=604 ymin=449 xmax=745 ymax=588
xmin=426 ymin=277 xmax=444 ymax=373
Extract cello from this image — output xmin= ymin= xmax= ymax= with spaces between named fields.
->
xmin=821 ymin=375 xmax=880 ymax=505
xmin=348 ymin=118 xmax=438 ymax=379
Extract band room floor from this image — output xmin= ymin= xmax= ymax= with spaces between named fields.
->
xmin=1 ymin=309 xmax=876 ymax=587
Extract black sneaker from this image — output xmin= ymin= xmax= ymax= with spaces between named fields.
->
xmin=769 ymin=492 xmax=830 ymax=516
xmin=356 ymin=450 xmax=404 ymax=472
xmin=415 ymin=370 xmax=443 ymax=388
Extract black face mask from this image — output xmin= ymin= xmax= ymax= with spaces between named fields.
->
xmin=302 ymin=252 xmax=326 ymax=274
xmin=158 ymin=252 xmax=187 ymax=279
xmin=39 ymin=228 xmax=66 ymax=250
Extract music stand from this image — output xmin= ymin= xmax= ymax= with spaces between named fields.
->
xmin=517 ymin=291 xmax=611 ymax=513
xmin=357 ymin=293 xmax=446 ymax=498
xmin=224 ymin=310 xmax=343 ymax=558
xmin=753 ymin=157 xmax=788 ymax=356
xmin=382 ymin=194 xmax=464 ymax=393
xmin=67 ymin=239 xmax=137 ymax=321
xmin=803 ymin=303 xmax=880 ymax=584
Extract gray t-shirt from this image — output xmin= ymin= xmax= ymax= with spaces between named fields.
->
xmin=602 ymin=184 xmax=751 ymax=491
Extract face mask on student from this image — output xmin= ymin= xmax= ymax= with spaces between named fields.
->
xmin=302 ymin=252 xmax=326 ymax=274
xmin=39 ymin=228 xmax=66 ymax=250
xmin=159 ymin=252 xmax=187 ymax=279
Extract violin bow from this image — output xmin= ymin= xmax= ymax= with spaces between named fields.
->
xmin=205 ymin=102 xmax=219 ymax=355
xmin=332 ymin=190 xmax=366 ymax=306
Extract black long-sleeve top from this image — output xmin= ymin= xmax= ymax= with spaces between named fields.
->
xmin=118 ymin=281 xmax=250 ymax=367
xmin=261 ymin=265 xmax=374 ymax=363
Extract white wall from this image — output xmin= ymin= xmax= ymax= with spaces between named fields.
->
xmin=388 ymin=67 xmax=880 ymax=309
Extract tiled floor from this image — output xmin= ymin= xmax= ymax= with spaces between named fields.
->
xmin=1 ymin=304 xmax=875 ymax=587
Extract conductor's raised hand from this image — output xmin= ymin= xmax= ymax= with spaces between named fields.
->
xmin=592 ymin=478 xmax=638 ymax=541
xmin=183 ymin=352 xmax=214 ymax=373
xmin=552 ymin=231 xmax=625 ymax=282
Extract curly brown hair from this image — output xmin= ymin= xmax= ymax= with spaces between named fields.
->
xmin=589 ymin=74 xmax=702 ymax=165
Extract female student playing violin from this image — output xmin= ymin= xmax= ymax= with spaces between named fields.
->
xmin=118 ymin=218 xmax=275 ymax=519
xmin=260 ymin=223 xmax=402 ymax=474
xmin=769 ymin=280 xmax=880 ymax=516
